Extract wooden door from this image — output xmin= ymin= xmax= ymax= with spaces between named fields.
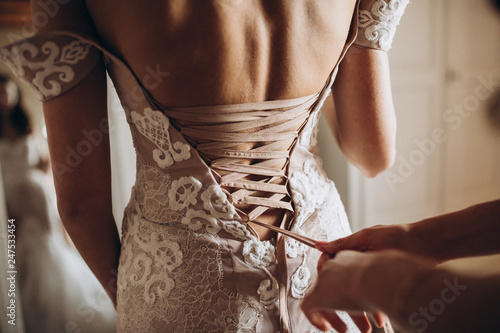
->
xmin=441 ymin=0 xmax=500 ymax=212
xmin=318 ymin=0 xmax=500 ymax=230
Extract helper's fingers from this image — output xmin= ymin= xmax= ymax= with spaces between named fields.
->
xmin=372 ymin=311 xmax=388 ymax=328
xmin=308 ymin=311 xmax=371 ymax=333
xmin=302 ymin=290 xmax=350 ymax=332
xmin=315 ymin=232 xmax=369 ymax=255
xmin=306 ymin=311 xmax=333 ymax=332
xmin=302 ymin=292 xmax=333 ymax=330
xmin=319 ymin=311 xmax=348 ymax=333
xmin=317 ymin=252 xmax=332 ymax=272
xmin=315 ymin=239 xmax=343 ymax=254
xmin=349 ymin=313 xmax=372 ymax=333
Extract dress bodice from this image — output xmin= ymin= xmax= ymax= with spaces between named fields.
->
xmin=0 ymin=21 xmax=357 ymax=332
xmin=0 ymin=0 xmax=358 ymax=231
xmin=0 ymin=2 xmax=409 ymax=331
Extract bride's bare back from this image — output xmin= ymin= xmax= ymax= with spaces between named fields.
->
xmin=21 ymin=0 xmax=399 ymax=315
xmin=82 ymin=0 xmax=359 ymax=239
xmin=86 ymin=0 xmax=357 ymax=107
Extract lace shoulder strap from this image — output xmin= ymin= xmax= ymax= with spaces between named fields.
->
xmin=354 ymin=0 xmax=410 ymax=51
xmin=0 ymin=31 xmax=102 ymax=102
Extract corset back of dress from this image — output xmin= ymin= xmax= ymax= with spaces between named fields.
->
xmin=0 ymin=2 xmax=404 ymax=330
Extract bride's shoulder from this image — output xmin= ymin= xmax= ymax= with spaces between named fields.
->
xmin=0 ymin=0 xmax=104 ymax=102
xmin=31 ymin=0 xmax=99 ymax=37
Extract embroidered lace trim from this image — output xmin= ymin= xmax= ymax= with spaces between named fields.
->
xmin=130 ymin=108 xmax=191 ymax=168
xmin=117 ymin=203 xmax=263 ymax=332
xmin=0 ymin=33 xmax=101 ymax=101
xmin=355 ymin=0 xmax=410 ymax=51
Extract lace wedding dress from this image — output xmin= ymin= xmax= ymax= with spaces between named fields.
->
xmin=0 ymin=0 xmax=408 ymax=331
xmin=0 ymin=136 xmax=116 ymax=332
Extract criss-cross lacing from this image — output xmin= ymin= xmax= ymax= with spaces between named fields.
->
xmin=137 ymin=3 xmax=360 ymax=329
xmin=136 ymin=94 xmax=319 ymax=332
xmin=162 ymin=93 xmax=319 ymax=227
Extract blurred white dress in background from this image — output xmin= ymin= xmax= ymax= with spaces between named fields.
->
xmin=0 ymin=135 xmax=116 ymax=333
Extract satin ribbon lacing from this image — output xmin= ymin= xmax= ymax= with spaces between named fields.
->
xmin=155 ymin=93 xmax=320 ymax=333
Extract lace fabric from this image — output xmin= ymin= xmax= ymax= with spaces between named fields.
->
xmin=115 ymin=89 xmax=360 ymax=331
xmin=0 ymin=4 xmax=400 ymax=330
xmin=354 ymin=0 xmax=410 ymax=51
xmin=0 ymin=32 xmax=101 ymax=101
xmin=156 ymin=93 xmax=321 ymax=227
xmin=117 ymin=201 xmax=264 ymax=332
xmin=118 ymin=152 xmax=355 ymax=332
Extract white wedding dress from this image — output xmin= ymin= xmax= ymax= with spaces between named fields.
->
xmin=0 ymin=0 xmax=409 ymax=331
xmin=0 ymin=135 xmax=116 ymax=333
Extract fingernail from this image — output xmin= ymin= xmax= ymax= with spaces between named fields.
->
xmin=316 ymin=241 xmax=338 ymax=255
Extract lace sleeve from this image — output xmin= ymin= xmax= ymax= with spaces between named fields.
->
xmin=0 ymin=32 xmax=102 ymax=102
xmin=354 ymin=0 xmax=410 ymax=51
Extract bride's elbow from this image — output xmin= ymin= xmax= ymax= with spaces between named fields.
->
xmin=56 ymin=198 xmax=89 ymax=222
xmin=349 ymin=144 xmax=396 ymax=178
xmin=361 ymin=152 xmax=395 ymax=178
xmin=56 ymin=190 xmax=111 ymax=223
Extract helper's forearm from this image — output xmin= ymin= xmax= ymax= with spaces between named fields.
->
xmin=60 ymin=208 xmax=121 ymax=307
xmin=410 ymin=199 xmax=500 ymax=262
xmin=357 ymin=256 xmax=500 ymax=333
xmin=400 ymin=270 xmax=500 ymax=333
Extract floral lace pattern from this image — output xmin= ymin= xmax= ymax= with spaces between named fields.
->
xmin=131 ymin=108 xmax=191 ymax=168
xmin=0 ymin=37 xmax=99 ymax=101
xmin=2 ymin=29 xmax=386 ymax=333
xmin=201 ymin=185 xmax=237 ymax=220
xmin=168 ymin=176 xmax=202 ymax=210
xmin=117 ymin=204 xmax=263 ymax=332
xmin=299 ymin=107 xmax=322 ymax=148
xmin=119 ymin=82 xmax=357 ymax=333
xmin=134 ymin=162 xmax=180 ymax=223
xmin=287 ymin=152 xmax=351 ymax=299
xmin=242 ymin=239 xmax=279 ymax=308
xmin=257 ymin=277 xmax=279 ymax=310
xmin=132 ymin=156 xmax=252 ymax=239
xmin=290 ymin=265 xmax=311 ymax=299
xmin=355 ymin=0 xmax=410 ymax=51
xmin=130 ymin=157 xmax=281 ymax=312
xmin=243 ymin=239 xmax=276 ymax=268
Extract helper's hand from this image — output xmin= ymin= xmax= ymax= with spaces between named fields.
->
xmin=303 ymin=250 xmax=436 ymax=332
xmin=303 ymin=251 xmax=388 ymax=332
xmin=311 ymin=312 xmax=374 ymax=333
xmin=315 ymin=224 xmax=436 ymax=271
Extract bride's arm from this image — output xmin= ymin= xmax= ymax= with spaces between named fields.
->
xmin=327 ymin=45 xmax=396 ymax=178
xmin=31 ymin=0 xmax=120 ymax=307
xmin=326 ymin=0 xmax=410 ymax=178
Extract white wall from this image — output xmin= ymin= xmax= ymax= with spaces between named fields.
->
xmin=318 ymin=0 xmax=500 ymax=273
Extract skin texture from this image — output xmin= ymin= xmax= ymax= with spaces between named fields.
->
xmin=85 ymin=0 xmax=357 ymax=107
xmin=303 ymin=250 xmax=500 ymax=333
xmin=305 ymin=199 xmax=500 ymax=332
xmin=329 ymin=44 xmax=396 ymax=177
xmin=316 ymin=199 xmax=500 ymax=267
xmin=30 ymin=0 xmax=396 ymax=314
